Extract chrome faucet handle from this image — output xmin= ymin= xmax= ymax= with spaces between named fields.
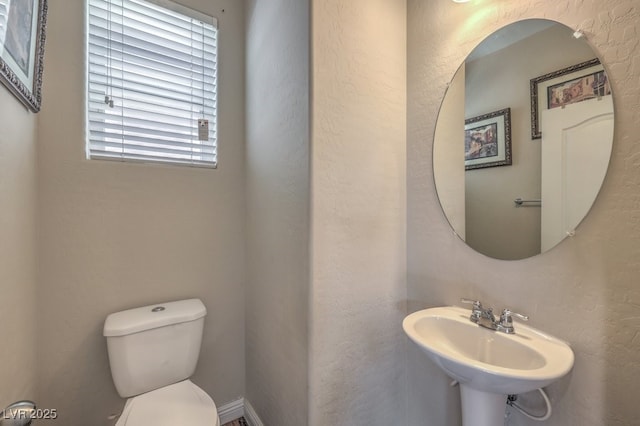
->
xmin=497 ymin=309 xmax=529 ymax=334
xmin=501 ymin=309 xmax=529 ymax=321
xmin=460 ymin=298 xmax=483 ymax=322
xmin=460 ymin=298 xmax=482 ymax=308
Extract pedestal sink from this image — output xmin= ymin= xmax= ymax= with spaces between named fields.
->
xmin=403 ymin=306 xmax=574 ymax=426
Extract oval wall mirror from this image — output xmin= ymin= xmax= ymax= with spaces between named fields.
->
xmin=433 ymin=19 xmax=614 ymax=260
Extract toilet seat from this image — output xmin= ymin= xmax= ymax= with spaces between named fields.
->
xmin=116 ymin=380 xmax=220 ymax=426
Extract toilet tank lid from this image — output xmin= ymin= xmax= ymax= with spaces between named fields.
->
xmin=104 ymin=299 xmax=206 ymax=337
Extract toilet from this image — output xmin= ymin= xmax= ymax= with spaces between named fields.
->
xmin=103 ymin=299 xmax=220 ymax=426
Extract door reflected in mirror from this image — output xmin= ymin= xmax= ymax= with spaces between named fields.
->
xmin=433 ymin=19 xmax=614 ymax=260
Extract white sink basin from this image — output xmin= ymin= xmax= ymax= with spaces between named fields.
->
xmin=403 ymin=306 xmax=574 ymax=395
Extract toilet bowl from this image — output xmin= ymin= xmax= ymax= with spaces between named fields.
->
xmin=104 ymin=299 xmax=220 ymax=426
xmin=115 ymin=380 xmax=219 ymax=426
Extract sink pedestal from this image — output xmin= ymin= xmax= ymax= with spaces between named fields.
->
xmin=460 ymin=384 xmax=506 ymax=426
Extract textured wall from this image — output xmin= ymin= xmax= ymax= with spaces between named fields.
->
xmin=310 ymin=0 xmax=407 ymax=424
xmin=245 ymin=0 xmax=310 ymax=424
xmin=0 ymin=80 xmax=38 ymax=410
xmin=408 ymin=1 xmax=640 ymax=425
xmin=36 ymin=0 xmax=246 ymax=424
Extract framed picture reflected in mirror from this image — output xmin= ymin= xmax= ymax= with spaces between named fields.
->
xmin=530 ymin=58 xmax=609 ymax=139
xmin=464 ymin=108 xmax=512 ymax=171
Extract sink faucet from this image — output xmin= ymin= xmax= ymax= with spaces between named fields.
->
xmin=461 ymin=299 xmax=529 ymax=334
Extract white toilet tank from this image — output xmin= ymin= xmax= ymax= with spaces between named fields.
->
xmin=104 ymin=299 xmax=207 ymax=398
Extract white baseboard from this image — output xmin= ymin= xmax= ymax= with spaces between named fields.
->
xmin=243 ymin=399 xmax=264 ymax=426
xmin=217 ymin=397 xmax=245 ymax=425
xmin=217 ymin=397 xmax=264 ymax=426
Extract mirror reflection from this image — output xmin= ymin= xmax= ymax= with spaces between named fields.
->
xmin=433 ymin=19 xmax=614 ymax=260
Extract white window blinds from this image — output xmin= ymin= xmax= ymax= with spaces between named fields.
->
xmin=87 ymin=0 xmax=218 ymax=167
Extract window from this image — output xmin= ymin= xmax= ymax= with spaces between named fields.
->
xmin=87 ymin=0 xmax=218 ymax=167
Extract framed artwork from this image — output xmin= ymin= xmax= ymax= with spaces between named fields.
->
xmin=464 ymin=108 xmax=512 ymax=171
xmin=530 ymin=58 xmax=610 ymax=139
xmin=0 ymin=0 xmax=48 ymax=112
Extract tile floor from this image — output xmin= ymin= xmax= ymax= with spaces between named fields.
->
xmin=222 ymin=417 xmax=248 ymax=426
